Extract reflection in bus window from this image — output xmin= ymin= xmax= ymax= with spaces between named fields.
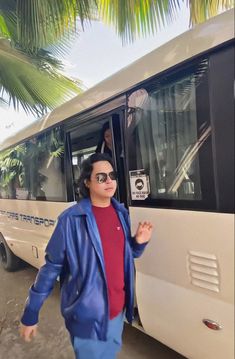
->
xmin=0 ymin=127 xmax=65 ymax=201
xmin=127 ymin=60 xmax=210 ymax=201
xmin=0 ymin=143 xmax=27 ymax=199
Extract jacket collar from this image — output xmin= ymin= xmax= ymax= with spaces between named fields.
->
xmin=70 ymin=197 xmax=127 ymax=216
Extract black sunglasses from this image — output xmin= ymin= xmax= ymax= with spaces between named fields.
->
xmin=95 ymin=171 xmax=117 ymax=184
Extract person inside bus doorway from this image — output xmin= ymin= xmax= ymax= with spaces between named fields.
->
xmin=19 ymin=153 xmax=153 ymax=359
xmin=96 ymin=120 xmax=127 ymax=204
xmin=96 ymin=121 xmax=113 ymax=157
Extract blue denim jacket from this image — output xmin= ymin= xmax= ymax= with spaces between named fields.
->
xmin=21 ymin=198 xmax=147 ymax=340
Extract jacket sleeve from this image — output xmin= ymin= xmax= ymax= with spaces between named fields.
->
xmin=129 ymin=237 xmax=148 ymax=258
xmin=124 ymin=211 xmax=148 ymax=259
xmin=21 ymin=219 xmax=66 ymax=326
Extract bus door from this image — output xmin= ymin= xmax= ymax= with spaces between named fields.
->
xmin=65 ymin=107 xmax=127 ymax=205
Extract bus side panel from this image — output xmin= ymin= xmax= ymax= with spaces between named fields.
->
xmin=0 ymin=200 xmax=73 ymax=268
xmin=130 ymin=207 xmax=234 ymax=359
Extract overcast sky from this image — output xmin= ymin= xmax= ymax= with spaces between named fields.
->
xmin=0 ymin=4 xmax=190 ymax=144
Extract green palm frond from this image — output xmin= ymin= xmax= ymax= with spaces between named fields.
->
xmin=0 ymin=38 xmax=82 ymax=116
xmin=0 ymin=13 xmax=11 ymax=37
xmin=50 ymin=146 xmax=64 ymax=158
xmin=1 ymin=1 xmax=234 ymax=49
xmin=99 ymin=0 xmax=234 ymax=42
xmin=0 ymin=94 xmax=8 ymax=107
xmin=2 ymin=157 xmax=23 ymax=168
xmin=0 ymin=171 xmax=17 ymax=186
xmin=99 ymin=0 xmax=183 ymax=42
xmin=0 ymin=3 xmax=17 ymax=42
xmin=0 ymin=142 xmax=26 ymax=189
xmin=188 ymin=0 xmax=234 ymax=25
xmin=0 ymin=143 xmax=26 ymax=162
xmin=5 ymin=0 xmax=97 ymax=52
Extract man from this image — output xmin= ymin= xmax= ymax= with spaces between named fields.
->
xmin=96 ymin=122 xmax=113 ymax=157
xmin=20 ymin=153 xmax=153 ymax=359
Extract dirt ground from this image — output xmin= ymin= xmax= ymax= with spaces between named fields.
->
xmin=0 ymin=265 xmax=185 ymax=359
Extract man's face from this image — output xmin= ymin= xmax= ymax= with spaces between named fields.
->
xmin=87 ymin=161 xmax=117 ymax=202
xmin=104 ymin=129 xmax=112 ymax=148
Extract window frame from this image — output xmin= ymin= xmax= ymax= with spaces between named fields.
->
xmin=126 ymin=56 xmax=217 ymax=212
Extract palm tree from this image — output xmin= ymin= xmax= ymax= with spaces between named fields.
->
xmin=0 ymin=0 xmax=233 ymax=115
xmin=99 ymin=0 xmax=234 ymax=42
xmin=0 ymin=0 xmax=86 ymax=116
xmin=0 ymin=39 xmax=83 ymax=116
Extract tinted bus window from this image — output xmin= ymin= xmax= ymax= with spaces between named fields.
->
xmin=0 ymin=143 xmax=25 ymax=199
xmin=0 ymin=127 xmax=66 ymax=201
xmin=127 ymin=59 xmax=216 ymax=209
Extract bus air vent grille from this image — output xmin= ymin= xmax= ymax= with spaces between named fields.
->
xmin=187 ymin=251 xmax=220 ymax=292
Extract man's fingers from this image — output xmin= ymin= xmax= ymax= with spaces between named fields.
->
xmin=19 ymin=325 xmax=37 ymax=342
xmin=32 ymin=327 xmax=37 ymax=337
xmin=139 ymin=222 xmax=153 ymax=229
xmin=24 ymin=334 xmax=32 ymax=342
xmin=24 ymin=329 xmax=32 ymax=342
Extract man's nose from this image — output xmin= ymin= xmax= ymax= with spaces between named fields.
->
xmin=105 ymin=175 xmax=112 ymax=183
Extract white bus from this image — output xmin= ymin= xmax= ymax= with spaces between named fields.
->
xmin=0 ymin=10 xmax=234 ymax=359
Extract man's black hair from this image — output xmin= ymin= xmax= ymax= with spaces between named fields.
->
xmin=78 ymin=153 xmax=114 ymax=198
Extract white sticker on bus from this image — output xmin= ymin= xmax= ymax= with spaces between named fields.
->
xmin=129 ymin=170 xmax=150 ymax=200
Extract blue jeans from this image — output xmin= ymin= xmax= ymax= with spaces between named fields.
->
xmin=71 ymin=312 xmax=124 ymax=359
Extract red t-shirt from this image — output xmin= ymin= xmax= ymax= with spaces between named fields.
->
xmin=92 ymin=204 xmax=125 ymax=319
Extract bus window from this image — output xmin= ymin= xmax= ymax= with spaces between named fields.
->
xmin=127 ymin=59 xmax=216 ymax=210
xmin=0 ymin=127 xmax=66 ymax=201
xmin=28 ymin=127 xmax=65 ymax=202
xmin=0 ymin=143 xmax=27 ymax=199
